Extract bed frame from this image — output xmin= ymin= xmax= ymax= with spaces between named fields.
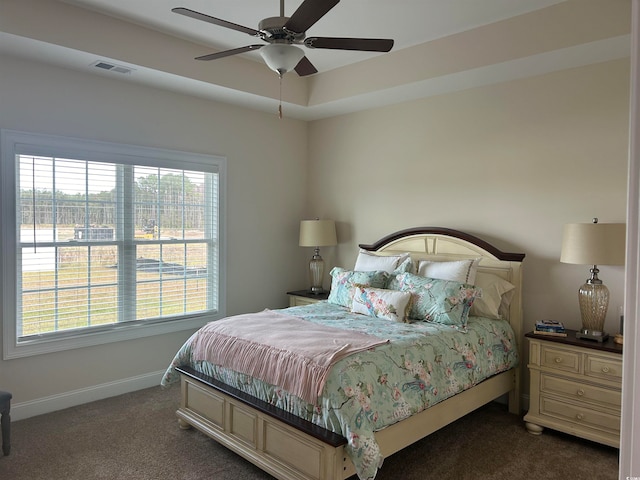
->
xmin=174 ymin=227 xmax=525 ymax=480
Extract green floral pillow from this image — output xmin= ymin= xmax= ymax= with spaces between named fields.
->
xmin=385 ymin=257 xmax=414 ymax=290
xmin=327 ymin=267 xmax=389 ymax=308
xmin=351 ymin=286 xmax=412 ymax=323
xmin=396 ymin=272 xmax=480 ymax=331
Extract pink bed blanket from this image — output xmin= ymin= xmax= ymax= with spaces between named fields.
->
xmin=190 ymin=309 xmax=388 ymax=404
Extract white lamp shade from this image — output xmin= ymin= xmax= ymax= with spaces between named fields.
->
xmin=260 ymin=44 xmax=305 ymax=74
xmin=299 ymin=220 xmax=337 ymax=247
xmin=560 ymin=222 xmax=625 ymax=265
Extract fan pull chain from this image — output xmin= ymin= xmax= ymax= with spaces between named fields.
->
xmin=278 ymin=72 xmax=283 ymax=119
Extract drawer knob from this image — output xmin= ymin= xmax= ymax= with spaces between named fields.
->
xmin=554 ymin=357 xmax=563 ymax=364
xmin=576 ymin=388 xmax=585 ymax=397
xmin=602 ymin=366 xmax=610 ymax=373
xmin=576 ymin=413 xmax=585 ymax=421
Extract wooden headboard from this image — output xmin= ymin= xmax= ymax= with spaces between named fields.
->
xmin=359 ymin=226 xmax=526 ymax=410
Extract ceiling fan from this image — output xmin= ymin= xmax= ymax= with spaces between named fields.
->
xmin=172 ymin=0 xmax=394 ymax=77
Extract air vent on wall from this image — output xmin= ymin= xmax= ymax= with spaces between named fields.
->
xmin=90 ymin=61 xmax=134 ymax=75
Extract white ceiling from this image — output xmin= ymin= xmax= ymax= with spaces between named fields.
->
xmin=61 ymin=0 xmax=566 ymax=73
xmin=0 ymin=0 xmax=632 ymax=120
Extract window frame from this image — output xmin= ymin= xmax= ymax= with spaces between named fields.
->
xmin=1 ymin=129 xmax=227 ymax=359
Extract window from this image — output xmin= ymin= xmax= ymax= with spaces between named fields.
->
xmin=1 ymin=130 xmax=226 ymax=358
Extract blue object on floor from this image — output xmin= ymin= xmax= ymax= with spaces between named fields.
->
xmin=0 ymin=390 xmax=11 ymax=456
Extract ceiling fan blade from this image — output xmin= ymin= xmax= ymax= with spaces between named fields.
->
xmin=195 ymin=45 xmax=263 ymax=61
xmin=294 ymin=56 xmax=318 ymax=76
xmin=305 ymin=37 xmax=394 ymax=52
xmin=172 ymin=7 xmax=260 ymax=37
xmin=284 ymin=0 xmax=340 ymax=34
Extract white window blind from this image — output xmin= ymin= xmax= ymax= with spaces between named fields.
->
xmin=1 ymin=130 xmax=226 ymax=358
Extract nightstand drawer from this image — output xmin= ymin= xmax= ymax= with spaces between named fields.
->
xmin=540 ymin=396 xmax=620 ymax=434
xmin=287 ymin=290 xmax=329 ymax=307
xmin=290 ymin=296 xmax=319 ymax=307
xmin=540 ymin=373 xmax=621 ymax=409
xmin=585 ymin=355 xmax=622 ymax=382
xmin=540 ymin=345 xmax=581 ymax=373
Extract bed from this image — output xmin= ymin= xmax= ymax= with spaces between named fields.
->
xmin=161 ymin=227 xmax=525 ymax=480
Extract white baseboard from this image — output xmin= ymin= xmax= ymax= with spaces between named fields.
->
xmin=10 ymin=370 xmax=166 ymax=421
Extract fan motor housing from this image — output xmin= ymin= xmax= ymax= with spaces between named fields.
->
xmin=259 ymin=16 xmax=305 ymax=42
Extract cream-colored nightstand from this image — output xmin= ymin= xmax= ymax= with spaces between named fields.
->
xmin=286 ymin=290 xmax=329 ymax=307
xmin=524 ymin=330 xmax=622 ymax=448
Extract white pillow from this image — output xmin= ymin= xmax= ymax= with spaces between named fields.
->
xmin=354 ymin=249 xmax=411 ymax=273
xmin=417 ymin=258 xmax=480 ymax=284
xmin=470 ymin=272 xmax=516 ymax=320
xmin=351 ymin=286 xmax=412 ymax=323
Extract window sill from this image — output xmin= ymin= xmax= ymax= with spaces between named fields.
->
xmin=3 ymin=312 xmax=223 ymax=359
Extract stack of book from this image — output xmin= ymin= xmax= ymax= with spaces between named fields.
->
xmin=534 ymin=320 xmax=567 ymax=337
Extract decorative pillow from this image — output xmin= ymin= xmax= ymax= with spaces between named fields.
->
xmin=396 ymin=272 xmax=480 ymax=330
xmin=327 ymin=267 xmax=389 ymax=308
xmin=385 ymin=257 xmax=414 ymax=290
xmin=417 ymin=258 xmax=481 ymax=284
xmin=470 ymin=272 xmax=516 ymax=320
xmin=354 ymin=249 xmax=412 ymax=273
xmin=351 ymin=286 xmax=412 ymax=323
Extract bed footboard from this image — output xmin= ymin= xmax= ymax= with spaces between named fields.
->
xmin=175 ymin=366 xmax=516 ymax=480
xmin=176 ymin=366 xmax=354 ymax=480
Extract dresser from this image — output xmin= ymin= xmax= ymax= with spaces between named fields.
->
xmin=286 ymin=290 xmax=329 ymax=307
xmin=524 ymin=330 xmax=622 ymax=447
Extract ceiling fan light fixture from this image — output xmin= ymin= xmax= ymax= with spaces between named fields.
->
xmin=260 ymin=43 xmax=305 ymax=75
xmin=173 ymin=0 xmax=394 ymax=79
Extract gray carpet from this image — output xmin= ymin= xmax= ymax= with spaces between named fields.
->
xmin=0 ymin=385 xmax=619 ymax=480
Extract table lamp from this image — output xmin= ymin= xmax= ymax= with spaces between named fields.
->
xmin=560 ymin=218 xmax=625 ymax=342
xmin=299 ymin=219 xmax=337 ymax=294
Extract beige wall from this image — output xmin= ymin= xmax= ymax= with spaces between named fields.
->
xmin=0 ymin=54 xmax=310 ymax=411
xmin=308 ymin=58 xmax=630 ymax=389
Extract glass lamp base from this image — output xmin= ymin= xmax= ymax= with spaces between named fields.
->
xmin=577 ymin=281 xmax=609 ymax=342
xmin=308 ymin=252 xmax=325 ymax=294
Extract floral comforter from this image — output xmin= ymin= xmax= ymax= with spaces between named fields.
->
xmin=161 ymin=301 xmax=518 ymax=480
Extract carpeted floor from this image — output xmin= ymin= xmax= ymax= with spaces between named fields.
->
xmin=0 ymin=385 xmax=619 ymax=480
